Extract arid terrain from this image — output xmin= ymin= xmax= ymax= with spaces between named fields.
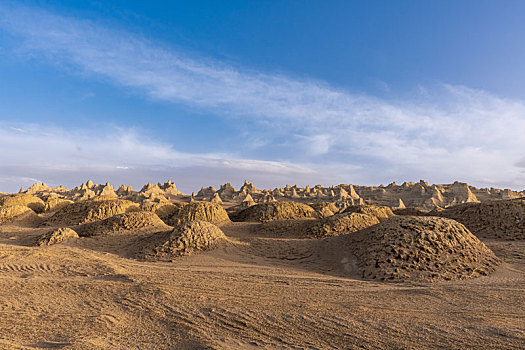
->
xmin=0 ymin=180 xmax=524 ymax=349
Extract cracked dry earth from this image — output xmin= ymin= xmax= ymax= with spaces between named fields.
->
xmin=0 ymin=221 xmax=523 ymax=349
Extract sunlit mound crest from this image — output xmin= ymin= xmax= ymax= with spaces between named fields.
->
xmin=0 ymin=193 xmax=45 ymax=213
xmin=256 ymin=212 xmax=380 ymax=238
xmin=343 ymin=216 xmax=499 ymax=282
xmin=232 ymin=202 xmax=318 ymax=222
xmin=308 ymin=202 xmax=339 ymax=218
xmin=341 ymin=205 xmax=395 ymax=222
xmin=167 ymin=202 xmax=231 ymax=226
xmin=76 ymin=211 xmax=169 ymax=237
xmin=0 ymin=205 xmax=33 ymax=224
xmin=43 ymin=197 xmax=74 ymax=212
xmin=308 ymin=213 xmax=380 ymax=238
xmin=44 ymin=199 xmax=140 ymax=226
xmin=37 ymin=227 xmax=79 ymax=246
xmin=139 ymin=221 xmax=227 ymax=261
xmin=140 ymin=200 xmax=184 ymax=222
xmin=437 ymin=198 xmax=525 ymax=240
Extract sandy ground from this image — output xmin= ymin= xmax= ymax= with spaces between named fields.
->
xmin=0 ymin=220 xmax=523 ymax=349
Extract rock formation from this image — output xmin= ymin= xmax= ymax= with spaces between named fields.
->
xmin=233 ymin=202 xmax=317 ymax=222
xmin=342 ymin=216 xmax=499 ymax=281
xmin=169 ymin=202 xmax=230 ymax=226
xmin=36 ymin=228 xmax=79 ymax=246
xmin=140 ymin=221 xmax=227 ymax=260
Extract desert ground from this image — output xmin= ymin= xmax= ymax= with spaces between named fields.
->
xmin=0 ymin=180 xmax=523 ymax=349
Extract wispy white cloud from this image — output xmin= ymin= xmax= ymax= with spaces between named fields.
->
xmin=9 ymin=127 xmax=27 ymax=133
xmin=0 ymin=123 xmax=320 ymax=192
xmin=0 ymin=3 xmax=525 ymax=190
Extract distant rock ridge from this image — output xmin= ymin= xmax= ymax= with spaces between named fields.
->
xmin=6 ymin=180 xmax=524 ymax=211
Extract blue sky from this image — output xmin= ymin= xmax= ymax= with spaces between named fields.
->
xmin=1 ymin=1 xmax=525 ymax=193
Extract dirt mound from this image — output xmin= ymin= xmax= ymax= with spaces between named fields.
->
xmin=77 ymin=211 xmax=168 ymax=237
xmin=44 ymin=198 xmax=74 ymax=212
xmin=427 ymin=206 xmax=445 ymax=215
xmin=256 ymin=213 xmax=379 ymax=238
xmin=309 ymin=202 xmax=338 ymax=218
xmin=341 ymin=205 xmax=395 ymax=221
xmin=393 ymin=207 xmax=428 ymax=216
xmin=0 ymin=194 xmax=45 ymax=213
xmin=169 ymin=202 xmax=230 ymax=226
xmin=343 ymin=216 xmax=499 ymax=281
xmin=308 ymin=213 xmax=380 ymax=238
xmin=36 ymin=228 xmax=79 ymax=246
xmin=438 ymin=199 xmax=525 ymax=240
xmin=233 ymin=202 xmax=317 ymax=222
xmin=254 ymin=219 xmax=313 ymax=237
xmin=140 ymin=201 xmax=184 ymax=222
xmin=0 ymin=205 xmax=33 ymax=224
xmin=140 ymin=221 xmax=227 ymax=260
xmin=45 ymin=199 xmax=140 ymax=226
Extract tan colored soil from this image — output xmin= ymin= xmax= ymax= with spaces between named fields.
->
xmin=140 ymin=200 xmax=184 ymax=222
xmin=341 ymin=204 xmax=395 ymax=221
xmin=44 ymin=199 xmax=139 ymax=226
xmin=308 ymin=212 xmax=380 ymax=238
xmin=341 ymin=216 xmax=500 ymax=281
xmin=438 ymin=199 xmax=525 ymax=240
xmin=0 ymin=184 xmax=523 ymax=349
xmin=233 ymin=202 xmax=317 ymax=222
xmin=308 ymin=202 xmax=339 ymax=218
xmin=0 ymin=193 xmax=45 ymax=213
xmin=169 ymin=202 xmax=230 ymax=226
xmin=0 ymin=205 xmax=33 ymax=224
xmin=139 ymin=221 xmax=227 ymax=261
xmin=36 ymin=228 xmax=79 ymax=246
xmin=43 ymin=198 xmax=74 ymax=212
xmin=256 ymin=213 xmax=380 ymax=239
xmin=77 ymin=211 xmax=169 ymax=237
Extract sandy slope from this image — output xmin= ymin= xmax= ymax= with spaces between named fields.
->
xmin=0 ymin=221 xmax=523 ymax=349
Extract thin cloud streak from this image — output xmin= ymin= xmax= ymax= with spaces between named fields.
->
xmin=0 ymin=3 xmax=525 ymax=189
xmin=0 ymin=123 xmax=320 ymax=192
xmin=0 ymin=123 xmax=313 ymax=173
